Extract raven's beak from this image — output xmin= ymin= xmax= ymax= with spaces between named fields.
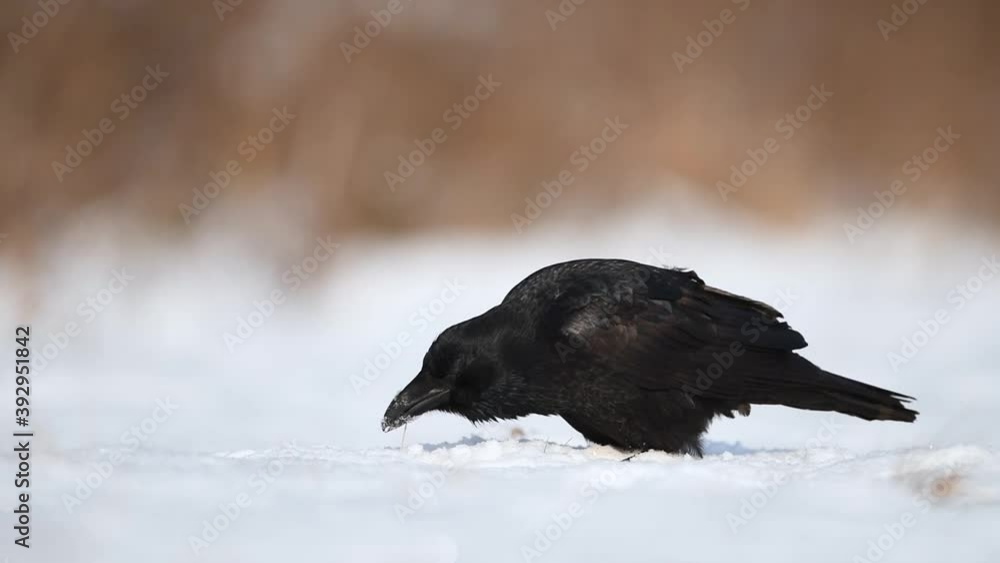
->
xmin=381 ymin=375 xmax=451 ymax=432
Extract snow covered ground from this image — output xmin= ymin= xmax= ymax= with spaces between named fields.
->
xmin=2 ymin=198 xmax=999 ymax=562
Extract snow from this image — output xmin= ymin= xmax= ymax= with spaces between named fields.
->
xmin=2 ymin=199 xmax=999 ymax=562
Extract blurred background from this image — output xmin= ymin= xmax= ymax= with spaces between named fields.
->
xmin=2 ymin=0 xmax=998 ymax=250
xmin=2 ymin=2 xmax=999 ymax=562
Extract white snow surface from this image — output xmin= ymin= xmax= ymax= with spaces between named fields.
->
xmin=2 ymin=199 xmax=999 ymax=562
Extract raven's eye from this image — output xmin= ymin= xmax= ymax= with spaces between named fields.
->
xmin=426 ymin=342 xmax=461 ymax=379
xmin=425 ymin=353 xmax=450 ymax=379
xmin=456 ymin=361 xmax=494 ymax=393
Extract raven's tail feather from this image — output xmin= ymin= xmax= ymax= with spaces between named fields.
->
xmin=818 ymin=373 xmax=918 ymax=422
xmin=745 ymin=357 xmax=918 ymax=422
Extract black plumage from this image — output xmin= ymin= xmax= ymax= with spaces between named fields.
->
xmin=381 ymin=259 xmax=917 ymax=456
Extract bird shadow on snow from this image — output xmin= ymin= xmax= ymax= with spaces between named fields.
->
xmin=415 ymin=435 xmax=784 ymax=459
xmin=418 ymin=435 xmax=592 ymax=454
xmin=420 ymin=435 xmax=494 ymax=451
xmin=701 ymin=440 xmax=791 ymax=457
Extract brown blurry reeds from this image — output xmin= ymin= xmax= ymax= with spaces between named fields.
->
xmin=1 ymin=0 xmax=997 ymax=248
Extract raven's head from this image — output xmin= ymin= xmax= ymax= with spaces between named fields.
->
xmin=381 ymin=316 xmax=542 ymax=432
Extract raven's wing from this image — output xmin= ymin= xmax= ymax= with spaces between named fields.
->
xmin=534 ymin=261 xmax=808 ymax=401
xmin=515 ymin=259 xmax=915 ymax=421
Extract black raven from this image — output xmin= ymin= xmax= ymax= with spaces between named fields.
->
xmin=381 ymin=259 xmax=917 ymax=456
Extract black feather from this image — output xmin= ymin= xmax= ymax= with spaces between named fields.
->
xmin=382 ymin=259 xmax=918 ymax=456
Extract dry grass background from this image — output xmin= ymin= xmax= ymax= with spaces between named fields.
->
xmin=1 ymin=0 xmax=997 ymax=252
